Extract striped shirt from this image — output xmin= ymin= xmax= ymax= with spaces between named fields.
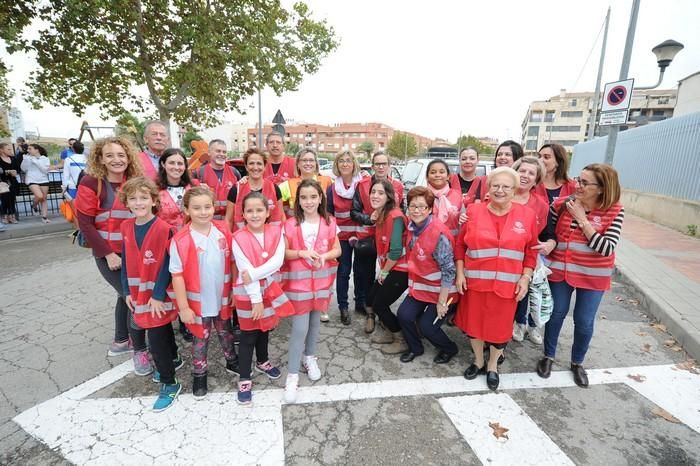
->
xmin=550 ymin=204 xmax=625 ymax=257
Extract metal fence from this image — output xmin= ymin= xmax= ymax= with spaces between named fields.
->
xmin=14 ymin=171 xmax=64 ymax=218
xmin=571 ymin=112 xmax=700 ymax=202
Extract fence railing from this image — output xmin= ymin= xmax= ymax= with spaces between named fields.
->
xmin=571 ymin=112 xmax=700 ymax=202
xmin=15 ymin=171 xmax=64 ymax=218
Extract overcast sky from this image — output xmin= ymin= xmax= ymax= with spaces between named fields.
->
xmin=5 ymin=0 xmax=700 ymax=142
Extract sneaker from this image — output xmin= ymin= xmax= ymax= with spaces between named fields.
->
xmin=42 ymin=217 xmax=51 ymax=224
xmin=320 ymin=312 xmax=330 ymax=322
xmin=528 ymin=326 xmax=543 ymax=345
xmin=133 ymin=350 xmax=153 ymax=376
xmin=152 ymin=382 xmax=182 ymax=412
xmin=193 ymin=374 xmax=208 ymax=399
xmin=302 ymin=355 xmax=321 ymax=381
xmin=226 ymin=357 xmax=240 ymax=376
xmin=237 ymin=380 xmax=253 ymax=405
xmin=107 ymin=339 xmax=133 ymax=357
xmin=512 ymin=322 xmax=526 ymax=342
xmin=284 ymin=373 xmax=299 ymax=403
xmin=255 ymin=360 xmax=281 ymax=380
xmin=151 ymin=354 xmax=185 ymax=383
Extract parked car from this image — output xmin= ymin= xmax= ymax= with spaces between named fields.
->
xmin=402 ymin=158 xmax=491 ymax=190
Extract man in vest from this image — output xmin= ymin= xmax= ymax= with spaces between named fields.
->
xmin=195 ymin=139 xmax=241 ymax=219
xmin=138 ymin=121 xmax=170 ymax=181
xmin=263 ymin=132 xmax=296 ymax=185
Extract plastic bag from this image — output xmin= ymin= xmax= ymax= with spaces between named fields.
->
xmin=528 ymin=255 xmax=553 ymax=327
xmin=59 ymin=201 xmax=75 ymax=223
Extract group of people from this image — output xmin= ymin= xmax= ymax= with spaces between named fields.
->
xmin=72 ymin=121 xmax=624 ymax=412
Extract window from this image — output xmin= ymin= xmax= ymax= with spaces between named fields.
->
xmin=530 ymin=112 xmax=543 ymax=122
xmin=545 ymin=126 xmax=581 ymax=132
xmin=527 ymin=126 xmax=539 ymax=137
xmin=561 ymin=111 xmax=583 ymax=118
xmin=570 ymin=99 xmax=578 ymax=107
xmin=652 ymin=110 xmax=665 ymax=116
xmin=525 ymin=140 xmax=538 ymax=150
xmin=551 ymin=139 xmax=580 ymax=147
xmin=544 ymin=111 xmax=555 ymax=122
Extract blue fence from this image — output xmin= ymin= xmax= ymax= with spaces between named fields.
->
xmin=571 ymin=112 xmax=700 ymax=202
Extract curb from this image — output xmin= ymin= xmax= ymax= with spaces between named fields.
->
xmin=614 ymin=264 xmax=700 ymax=362
xmin=0 ymin=220 xmax=73 ymax=241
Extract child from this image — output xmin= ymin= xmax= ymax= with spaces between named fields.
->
xmin=170 ymin=187 xmax=239 ymax=399
xmin=119 ymin=177 xmax=183 ymax=412
xmin=231 ymin=191 xmax=294 ymax=405
xmin=281 ymin=179 xmax=341 ymax=403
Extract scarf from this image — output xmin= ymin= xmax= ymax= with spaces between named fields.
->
xmin=428 ymin=184 xmax=455 ymax=223
xmin=334 ymin=174 xmax=362 ymax=199
xmin=408 ymin=215 xmax=432 ymax=248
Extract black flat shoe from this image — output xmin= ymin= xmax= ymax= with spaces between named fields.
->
xmin=400 ymin=351 xmax=423 ymax=363
xmin=340 ymin=309 xmax=351 ymax=326
xmin=486 ymin=371 xmax=499 ymax=391
xmin=463 ymin=364 xmax=486 ymax=380
xmin=433 ymin=350 xmax=457 ymax=364
xmin=537 ymin=357 xmax=554 ymax=379
xmin=571 ymin=363 xmax=589 ymax=388
xmin=193 ymin=374 xmax=208 ymax=399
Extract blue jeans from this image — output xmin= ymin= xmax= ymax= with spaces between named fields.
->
xmin=514 ymin=290 xmax=535 ymax=327
xmin=397 ymin=295 xmax=458 ymax=355
xmin=336 ymin=240 xmax=356 ymax=311
xmin=352 ymin=247 xmax=376 ymax=310
xmin=544 ymin=281 xmax=605 ymax=364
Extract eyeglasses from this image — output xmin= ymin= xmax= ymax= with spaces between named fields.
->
xmin=408 ymin=204 xmax=429 ymax=212
xmin=489 ymin=184 xmax=514 ymax=192
xmin=574 ymin=176 xmax=599 ymax=187
xmin=338 ymin=159 xmax=353 ymax=165
xmin=299 ymin=158 xmax=316 ymax=164
xmin=373 ymin=162 xmax=389 ymax=167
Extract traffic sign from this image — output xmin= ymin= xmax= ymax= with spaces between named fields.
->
xmin=601 ymin=78 xmax=634 ymax=112
xmin=599 ymin=109 xmax=628 ymax=126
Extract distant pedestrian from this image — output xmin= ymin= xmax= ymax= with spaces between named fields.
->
xmin=21 ymin=144 xmax=51 ymax=223
xmin=56 ymin=138 xmax=77 ymax=170
xmin=0 ymin=142 xmax=21 ymax=224
xmin=61 ymin=141 xmax=87 ymax=229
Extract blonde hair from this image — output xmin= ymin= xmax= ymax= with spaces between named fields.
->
xmin=294 ymin=148 xmax=319 ymax=177
xmin=512 ymin=156 xmax=546 ymax=185
xmin=183 ymin=186 xmax=215 ymax=209
xmin=332 ymin=150 xmax=360 ymax=177
xmin=86 ymin=136 xmax=143 ymax=180
xmin=119 ymin=176 xmax=160 ymax=214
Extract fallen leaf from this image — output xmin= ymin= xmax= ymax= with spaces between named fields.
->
xmin=489 ymin=421 xmax=509 ymax=440
xmin=675 ymin=360 xmax=700 ymax=375
xmin=652 ymin=407 xmax=680 ymax=423
xmin=650 ymin=323 xmax=667 ymax=332
xmin=635 ymin=331 xmax=649 ymax=337
xmin=642 ymin=343 xmax=652 ymax=353
xmin=627 ymin=374 xmax=646 ymax=383
xmin=664 ymin=339 xmax=677 ymax=347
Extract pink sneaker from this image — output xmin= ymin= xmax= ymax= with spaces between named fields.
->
xmin=107 ymin=339 xmax=133 ymax=357
xmin=133 ymin=350 xmax=153 ymax=376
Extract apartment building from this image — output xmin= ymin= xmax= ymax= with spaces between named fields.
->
xmin=521 ymin=88 xmax=677 ymax=152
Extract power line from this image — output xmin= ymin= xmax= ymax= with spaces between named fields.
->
xmin=570 ymin=15 xmax=607 ymax=91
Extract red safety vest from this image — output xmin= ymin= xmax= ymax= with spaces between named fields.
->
xmin=231 ymin=225 xmax=292 ymax=331
xmin=534 ymin=179 xmax=577 ymax=203
xmin=199 ymin=164 xmax=237 ymax=219
xmin=171 ymin=220 xmax=233 ymax=338
xmin=519 ymin=191 xmax=549 ymax=235
xmin=432 ymin=187 xmax=463 ymax=237
xmin=356 ymin=176 xmax=404 ymax=240
xmin=450 ymin=173 xmax=487 ymax=208
xmin=376 ymin=208 xmax=408 ymax=273
xmin=406 ymin=219 xmax=459 ymax=304
xmin=157 ymin=184 xmax=196 ymax=231
xmin=330 ymin=184 xmax=363 ymax=241
xmin=121 ymin=217 xmax=177 ymax=328
xmin=233 ymin=180 xmax=283 ymax=232
xmin=281 ymin=216 xmax=339 ymax=314
xmin=264 ymin=156 xmax=296 ymax=185
xmin=462 ymin=203 xmax=536 ymax=299
xmin=547 ymin=200 xmax=622 ymax=291
xmin=138 ymin=152 xmax=159 ymax=181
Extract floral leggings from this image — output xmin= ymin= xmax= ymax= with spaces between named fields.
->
xmin=192 ymin=316 xmax=237 ymax=376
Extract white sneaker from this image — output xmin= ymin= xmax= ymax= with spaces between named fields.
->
xmin=302 ymin=355 xmax=322 ymax=381
xmin=512 ymin=322 xmax=526 ymax=342
xmin=284 ymin=373 xmax=299 ymax=403
xmin=528 ymin=326 xmax=543 ymax=345
xmin=320 ymin=312 xmax=330 ymax=322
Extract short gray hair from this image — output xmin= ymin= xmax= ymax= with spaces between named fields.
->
xmin=487 ymin=166 xmax=518 ymax=188
xmin=265 ymin=131 xmax=285 ymax=144
xmin=143 ymin=120 xmax=167 ymax=135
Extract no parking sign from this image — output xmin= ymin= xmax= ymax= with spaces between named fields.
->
xmin=600 ymin=78 xmax=634 ymax=126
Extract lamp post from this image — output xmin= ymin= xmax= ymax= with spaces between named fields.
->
xmin=603 ymin=1 xmax=684 ymax=165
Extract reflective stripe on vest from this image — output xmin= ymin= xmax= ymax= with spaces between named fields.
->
xmin=280 ymin=267 xmax=336 ymax=280
xmin=98 ymin=231 xmax=123 ymax=241
xmin=466 ymin=270 xmax=521 ymax=283
xmin=127 ymin=278 xmax=156 ymax=292
xmin=467 ymin=248 xmax=525 ymax=261
xmin=339 ymin=225 xmax=365 ymax=233
xmin=134 ymin=302 xmax=174 ymax=314
xmin=285 ymin=289 xmax=333 ymax=301
xmin=335 ymin=211 xmax=351 ymax=219
xmin=547 ymin=261 xmax=613 ymax=277
xmin=555 ymin=241 xmax=597 ymax=254
xmin=95 ymin=210 xmax=132 ymax=222
xmin=407 ymin=280 xmax=458 ymax=295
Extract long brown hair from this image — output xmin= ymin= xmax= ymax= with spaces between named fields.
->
xmin=371 ymin=178 xmax=396 ymax=225
xmin=582 ymin=163 xmax=621 ymax=210
xmin=86 ymin=136 xmax=143 ymax=180
xmin=539 ymin=143 xmax=570 ymax=183
xmin=293 ymin=179 xmax=331 ymax=226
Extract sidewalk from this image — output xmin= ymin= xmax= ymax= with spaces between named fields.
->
xmin=0 ymin=213 xmax=73 ymax=240
xmin=615 ymin=213 xmax=700 ymax=360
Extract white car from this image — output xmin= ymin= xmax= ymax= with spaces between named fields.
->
xmin=402 ymin=158 xmax=492 ymax=190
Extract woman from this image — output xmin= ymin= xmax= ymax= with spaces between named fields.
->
xmin=156 ymin=148 xmax=198 ymax=231
xmin=534 ymin=143 xmax=576 ymax=204
xmin=426 ymin=159 xmax=462 ymax=237
xmin=493 ymin=140 xmax=524 ymax=169
xmin=21 ymin=144 xmax=51 ymax=223
xmin=454 ymin=167 xmax=538 ymax=390
xmin=537 ymin=163 xmax=624 ymax=388
xmin=0 ymin=142 xmax=21 ymax=224
xmin=450 ymin=147 xmax=487 ymax=211
xmin=279 ymin=148 xmax=332 ymax=217
xmin=74 ymin=137 xmax=149 ymax=369
xmin=225 ymin=148 xmax=284 ymax=232
xmin=396 ymin=187 xmax=459 ymax=364
xmin=365 ymin=179 xmax=408 ymax=353
xmin=326 ymin=150 xmax=364 ymax=326
xmin=510 ymin=156 xmax=556 ymax=344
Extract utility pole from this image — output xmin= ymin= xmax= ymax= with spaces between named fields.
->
xmin=257 ymin=89 xmax=263 ymax=148
xmin=604 ymin=0 xmax=640 ymax=165
xmin=588 ymin=7 xmax=611 ymax=140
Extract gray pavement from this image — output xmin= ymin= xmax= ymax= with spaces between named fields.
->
xmin=1 ymin=231 xmax=699 ymax=465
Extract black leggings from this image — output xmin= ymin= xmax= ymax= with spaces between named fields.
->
xmin=149 ymin=323 xmax=179 ymax=384
xmin=238 ymin=329 xmax=270 ymax=380
xmin=0 ymin=189 xmax=16 ymax=215
xmin=94 ymin=256 xmax=147 ymax=351
xmin=367 ymin=270 xmax=408 ymax=333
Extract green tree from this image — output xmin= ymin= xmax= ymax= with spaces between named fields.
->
xmin=12 ymin=1 xmax=338 ymax=129
xmin=182 ymin=129 xmax=203 ymax=156
xmin=454 ymin=134 xmax=495 ymax=155
xmin=0 ymin=1 xmax=37 ymax=104
xmin=286 ymin=142 xmax=300 ymax=156
xmin=357 ymin=141 xmax=374 ymax=158
xmin=387 ymin=132 xmax=417 ymax=159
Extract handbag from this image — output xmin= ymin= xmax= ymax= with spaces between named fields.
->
xmin=352 ymin=236 xmax=376 ymax=257
xmin=60 ymin=201 xmax=75 ymax=223
xmin=0 ymin=181 xmax=9 ymax=194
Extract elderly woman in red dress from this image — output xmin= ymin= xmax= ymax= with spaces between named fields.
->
xmin=454 ymin=167 xmax=539 ymax=390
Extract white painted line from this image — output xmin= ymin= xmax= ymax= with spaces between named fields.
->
xmin=440 ymin=393 xmax=575 ymax=466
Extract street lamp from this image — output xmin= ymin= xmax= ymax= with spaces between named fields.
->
xmin=636 ymin=39 xmax=684 ymax=90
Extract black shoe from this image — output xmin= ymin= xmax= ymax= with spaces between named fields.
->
xmin=354 ymin=305 xmax=367 ymax=315
xmin=434 ymin=350 xmax=457 ymax=364
xmin=226 ymin=357 xmax=240 ymax=376
xmin=400 ymin=351 xmax=423 ymax=363
xmin=463 ymin=364 xmax=486 ymax=380
xmin=180 ymin=325 xmax=194 ymax=343
xmin=193 ymin=374 xmax=208 ymax=399
xmin=486 ymin=371 xmax=499 ymax=391
xmin=537 ymin=357 xmax=553 ymax=379
xmin=340 ymin=308 xmax=351 ymax=326
xmin=571 ymin=363 xmax=589 ymax=388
